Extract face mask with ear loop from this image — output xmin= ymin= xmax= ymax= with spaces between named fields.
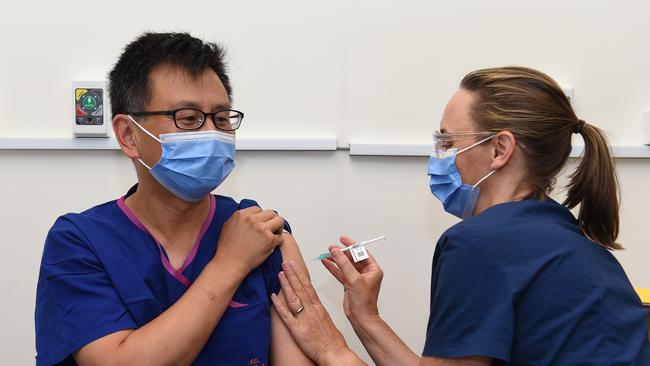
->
xmin=128 ymin=115 xmax=236 ymax=202
xmin=427 ymin=134 xmax=497 ymax=219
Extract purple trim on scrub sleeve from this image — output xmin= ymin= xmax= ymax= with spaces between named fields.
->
xmin=116 ymin=195 xmax=216 ymax=288
xmin=228 ymin=300 xmax=249 ymax=308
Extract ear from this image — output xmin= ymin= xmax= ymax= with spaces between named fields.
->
xmin=113 ymin=114 xmax=140 ymax=159
xmin=489 ymin=130 xmax=516 ymax=170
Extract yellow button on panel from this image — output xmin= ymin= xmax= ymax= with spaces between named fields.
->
xmin=75 ymin=88 xmax=87 ymax=101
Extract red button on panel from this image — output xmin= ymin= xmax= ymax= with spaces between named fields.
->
xmin=76 ymin=104 xmax=88 ymax=116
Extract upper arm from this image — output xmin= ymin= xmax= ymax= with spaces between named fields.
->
xmin=279 ymin=232 xmax=309 ymax=275
xmin=270 ymin=232 xmax=316 ymax=365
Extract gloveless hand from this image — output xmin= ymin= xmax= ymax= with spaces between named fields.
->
xmin=322 ymin=236 xmax=384 ymax=322
xmin=215 ymin=206 xmax=284 ymax=273
xmin=271 ymin=261 xmax=362 ymax=366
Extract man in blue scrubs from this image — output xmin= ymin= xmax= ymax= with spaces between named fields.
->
xmin=35 ymin=32 xmax=314 ymax=365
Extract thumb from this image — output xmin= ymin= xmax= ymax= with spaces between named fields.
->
xmin=331 ymin=248 xmax=360 ymax=284
xmin=339 ymin=235 xmax=356 ymax=247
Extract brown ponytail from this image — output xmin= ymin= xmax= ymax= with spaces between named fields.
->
xmin=564 ymin=123 xmax=622 ymax=250
xmin=460 ymin=66 xmax=622 ymax=250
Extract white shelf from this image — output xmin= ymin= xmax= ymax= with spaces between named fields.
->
xmin=0 ymin=138 xmax=120 ymax=150
xmin=2 ymin=138 xmax=649 ymax=158
xmin=0 ymin=137 xmax=338 ymax=151
xmin=349 ymin=142 xmax=650 ymax=158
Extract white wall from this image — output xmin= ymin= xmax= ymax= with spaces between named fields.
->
xmin=1 ymin=0 xmax=650 ymax=144
xmin=1 ymin=0 xmax=650 ymax=364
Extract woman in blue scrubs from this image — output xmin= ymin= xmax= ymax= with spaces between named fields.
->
xmin=270 ymin=67 xmax=650 ymax=365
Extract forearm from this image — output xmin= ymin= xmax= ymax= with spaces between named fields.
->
xmin=319 ymin=347 xmax=368 ymax=366
xmin=350 ymin=314 xmax=420 ymax=366
xmin=79 ymin=258 xmax=246 ymax=366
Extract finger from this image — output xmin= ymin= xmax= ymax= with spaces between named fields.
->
xmin=278 ymin=271 xmax=303 ymax=313
xmin=239 ymin=206 xmax=262 ymax=214
xmin=273 ymin=233 xmax=284 ymax=248
xmin=282 ymin=261 xmax=310 ymax=308
xmin=327 ymin=244 xmax=343 ymax=252
xmin=328 ymin=243 xmax=354 ymax=261
xmin=321 ymin=258 xmax=345 ymax=285
xmin=265 ymin=216 xmax=286 ymax=234
xmin=271 ymin=293 xmax=298 ymax=326
xmin=339 ymin=237 xmax=369 ymax=271
xmin=325 ymin=245 xmax=343 ymax=263
xmin=255 ymin=209 xmax=279 ymax=221
xmin=330 ymin=248 xmax=361 ymax=284
xmin=289 ymin=261 xmax=322 ymax=306
xmin=365 ymin=250 xmax=381 ymax=268
xmin=340 ymin=236 xmax=356 ymax=247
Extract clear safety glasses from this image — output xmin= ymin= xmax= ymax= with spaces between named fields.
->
xmin=432 ymin=130 xmax=496 ymax=158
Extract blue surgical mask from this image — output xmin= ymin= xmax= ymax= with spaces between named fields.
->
xmin=128 ymin=115 xmax=236 ymax=202
xmin=427 ymin=135 xmax=496 ymax=219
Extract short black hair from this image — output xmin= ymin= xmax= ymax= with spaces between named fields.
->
xmin=108 ymin=32 xmax=231 ymax=117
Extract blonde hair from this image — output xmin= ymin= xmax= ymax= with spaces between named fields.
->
xmin=461 ymin=66 xmax=621 ymax=250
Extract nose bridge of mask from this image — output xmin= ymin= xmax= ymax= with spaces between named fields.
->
xmin=127 ymin=115 xmax=236 ymax=145
xmin=159 ymin=130 xmax=236 ymax=144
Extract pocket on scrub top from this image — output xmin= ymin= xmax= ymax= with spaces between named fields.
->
xmin=219 ymin=301 xmax=269 ymax=326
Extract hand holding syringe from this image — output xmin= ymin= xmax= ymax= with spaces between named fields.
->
xmin=313 ymin=235 xmax=386 ymax=263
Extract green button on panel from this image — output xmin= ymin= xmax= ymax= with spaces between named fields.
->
xmin=82 ymin=95 xmax=97 ymax=110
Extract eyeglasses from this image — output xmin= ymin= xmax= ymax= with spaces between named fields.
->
xmin=127 ymin=108 xmax=244 ymax=131
xmin=432 ymin=130 xmax=495 ymax=158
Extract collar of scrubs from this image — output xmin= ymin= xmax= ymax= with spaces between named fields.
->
xmin=117 ymin=189 xmax=217 ymax=287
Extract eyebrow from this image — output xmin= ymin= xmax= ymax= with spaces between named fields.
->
xmin=171 ymin=100 xmax=232 ymax=111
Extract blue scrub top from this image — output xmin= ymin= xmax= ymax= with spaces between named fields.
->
xmin=423 ymin=198 xmax=650 ymax=365
xmin=35 ymin=185 xmax=288 ymax=365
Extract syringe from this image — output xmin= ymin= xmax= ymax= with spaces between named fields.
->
xmin=313 ymin=235 xmax=386 ymax=261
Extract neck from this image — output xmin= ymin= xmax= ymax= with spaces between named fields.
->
xmin=473 ymin=172 xmax=533 ymax=215
xmin=125 ymin=173 xmax=211 ymax=241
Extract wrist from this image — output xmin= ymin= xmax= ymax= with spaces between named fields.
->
xmin=207 ymin=255 xmax=249 ymax=283
xmin=211 ymin=249 xmax=250 ymax=276
xmin=349 ymin=312 xmax=383 ymax=340
xmin=349 ymin=311 xmax=381 ymax=328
